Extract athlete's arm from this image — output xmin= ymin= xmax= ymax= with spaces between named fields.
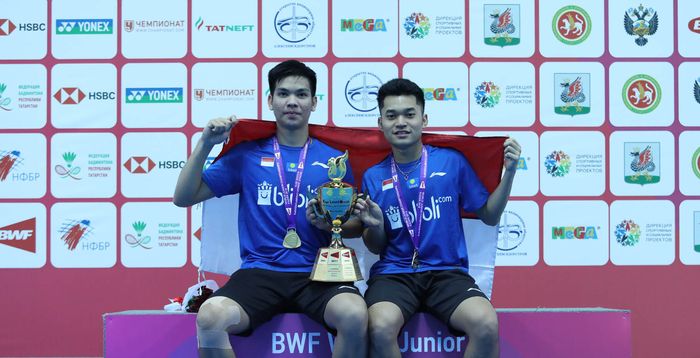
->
xmin=173 ymin=116 xmax=237 ymax=207
xmin=475 ymin=137 xmax=521 ymax=225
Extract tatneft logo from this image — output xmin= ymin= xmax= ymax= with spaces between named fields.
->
xmin=403 ymin=12 xmax=430 ymax=39
xmin=689 ymin=16 xmax=700 ymax=34
xmin=0 ymin=217 xmax=36 ymax=253
xmin=544 ymin=150 xmax=571 ymax=177
xmin=345 ymin=72 xmax=382 ymax=112
xmin=551 ymin=226 xmax=598 ymax=239
xmin=55 ymin=152 xmax=81 ymax=180
xmin=424 ymin=88 xmax=458 ymax=101
xmin=624 ymin=4 xmax=658 ymax=46
xmin=124 ymin=221 xmax=152 ymax=249
xmin=53 ymin=87 xmax=115 ymax=104
xmin=55 ymin=19 xmax=113 ymax=35
xmin=384 ymin=197 xmax=452 ymax=230
xmin=622 ymin=74 xmax=661 ymax=114
xmin=555 ymin=73 xmax=590 ymax=116
xmin=473 ymin=81 xmax=500 ymax=108
xmin=552 ymin=5 xmax=591 ymax=45
xmin=0 ymin=19 xmax=46 ymax=36
xmin=123 ymin=156 xmax=155 ymax=174
xmin=485 ymin=5 xmax=519 ymax=46
xmin=340 ymin=18 xmax=388 ymax=32
xmin=123 ymin=19 xmax=185 ymax=33
xmin=614 ymin=219 xmax=641 ymax=246
xmin=0 ymin=150 xmax=22 ymax=181
xmin=624 ymin=142 xmax=660 ymax=185
xmin=692 ymin=146 xmax=700 ymax=180
xmin=256 ymin=181 xmax=317 ymax=208
xmin=0 ymin=83 xmax=11 ymax=111
xmin=274 ymin=3 xmax=315 ymax=43
xmin=193 ymin=88 xmax=256 ymax=101
xmin=194 ymin=17 xmax=254 ymax=32
xmin=497 ymin=210 xmax=525 ymax=251
xmin=58 ymin=219 xmax=93 ymax=251
xmin=125 ymin=88 xmax=183 ymax=103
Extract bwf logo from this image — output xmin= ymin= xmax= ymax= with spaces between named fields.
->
xmin=0 ymin=217 xmax=36 ymax=253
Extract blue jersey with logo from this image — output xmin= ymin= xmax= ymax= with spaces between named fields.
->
xmin=202 ymin=137 xmax=354 ymax=272
xmin=361 ymin=145 xmax=489 ymax=276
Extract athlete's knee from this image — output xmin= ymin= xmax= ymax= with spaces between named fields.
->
xmin=330 ymin=296 xmax=368 ymax=332
xmin=196 ymin=297 xmax=244 ymax=350
xmin=368 ymin=310 xmax=402 ymax=342
xmin=467 ymin=310 xmax=499 ymax=344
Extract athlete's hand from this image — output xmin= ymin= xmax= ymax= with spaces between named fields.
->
xmin=202 ymin=115 xmax=238 ymax=147
xmin=503 ymin=137 xmax=521 ymax=172
xmin=353 ymin=195 xmax=384 ymax=229
xmin=306 ymin=198 xmax=331 ymax=231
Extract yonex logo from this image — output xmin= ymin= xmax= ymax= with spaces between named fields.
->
xmin=125 ymin=88 xmax=183 ymax=104
xmin=55 ymin=19 xmax=113 ymax=35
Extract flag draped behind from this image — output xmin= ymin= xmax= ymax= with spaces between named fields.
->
xmin=201 ymin=119 xmax=506 ymax=297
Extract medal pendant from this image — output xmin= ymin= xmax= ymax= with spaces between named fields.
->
xmin=283 ymin=229 xmax=301 ymax=249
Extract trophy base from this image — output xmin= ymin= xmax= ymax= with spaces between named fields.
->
xmin=310 ymin=247 xmax=363 ymax=282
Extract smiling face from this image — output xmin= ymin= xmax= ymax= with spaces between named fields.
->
xmin=378 ymin=94 xmax=427 ymax=150
xmin=268 ymin=76 xmax=317 ymax=131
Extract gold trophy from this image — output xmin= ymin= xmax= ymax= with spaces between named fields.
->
xmin=309 ymin=151 xmax=363 ymax=282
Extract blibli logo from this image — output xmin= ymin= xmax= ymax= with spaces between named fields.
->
xmin=257 ymin=182 xmax=316 ymax=208
xmin=385 ymin=197 xmax=450 ymax=230
xmin=56 ymin=19 xmax=113 ymax=35
xmin=386 ymin=206 xmax=402 ymax=229
xmin=257 ymin=181 xmax=273 ymax=205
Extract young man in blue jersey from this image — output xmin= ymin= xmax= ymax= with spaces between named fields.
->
xmin=174 ymin=60 xmax=368 ymax=358
xmin=353 ymin=78 xmax=520 ymax=358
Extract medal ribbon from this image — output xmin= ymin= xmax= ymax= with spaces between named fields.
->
xmin=272 ymin=137 xmax=309 ymax=231
xmin=390 ymin=146 xmax=428 ymax=252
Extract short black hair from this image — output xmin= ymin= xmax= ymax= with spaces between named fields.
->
xmin=377 ymin=78 xmax=425 ymax=113
xmin=268 ymin=60 xmax=317 ymax=96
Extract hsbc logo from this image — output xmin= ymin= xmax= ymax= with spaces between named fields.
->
xmin=123 ymin=156 xmax=155 ymax=174
xmin=0 ymin=19 xmax=45 ymax=35
xmin=0 ymin=217 xmax=36 ymax=253
xmin=53 ymin=87 xmax=115 ymax=104
xmin=0 ymin=19 xmax=16 ymax=36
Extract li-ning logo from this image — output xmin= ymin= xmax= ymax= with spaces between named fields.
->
xmin=403 ymin=12 xmax=430 ymax=39
xmin=497 ymin=210 xmax=525 ymax=251
xmin=615 ymin=219 xmax=641 ymax=246
xmin=55 ymin=152 xmax=81 ymax=180
xmin=126 ymin=88 xmax=183 ymax=104
xmin=0 ymin=150 xmax=22 ymax=181
xmin=624 ymin=4 xmax=658 ymax=46
xmin=53 ymin=87 xmax=85 ymax=105
xmin=622 ymin=74 xmax=661 ymax=114
xmin=555 ymin=73 xmax=590 ymax=116
xmin=345 ymin=72 xmax=382 ymax=112
xmin=123 ymin=156 xmax=155 ymax=174
xmin=59 ymin=219 xmax=92 ymax=251
xmin=624 ymin=142 xmax=660 ymax=185
xmin=552 ymin=5 xmax=591 ymax=45
xmin=124 ymin=221 xmax=152 ymax=249
xmin=0 ymin=83 xmax=11 ymax=111
xmin=485 ymin=5 xmax=519 ymax=46
xmin=340 ymin=18 xmax=387 ymax=32
xmin=55 ymin=19 xmax=113 ymax=35
xmin=0 ymin=217 xmax=36 ymax=253
xmin=0 ymin=19 xmax=16 ymax=36
xmin=274 ymin=3 xmax=314 ymax=43
xmin=474 ymin=81 xmax=501 ymax=108
xmin=544 ymin=150 xmax=571 ymax=177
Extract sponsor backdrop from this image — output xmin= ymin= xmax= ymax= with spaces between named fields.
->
xmin=0 ymin=0 xmax=698 ymax=356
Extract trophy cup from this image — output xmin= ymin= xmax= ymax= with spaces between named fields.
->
xmin=309 ymin=151 xmax=363 ymax=282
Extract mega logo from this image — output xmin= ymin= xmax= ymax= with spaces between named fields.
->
xmin=0 ymin=218 xmax=36 ymax=253
xmin=473 ymin=81 xmax=500 ymax=108
xmin=403 ymin=12 xmax=430 ymax=39
xmin=623 ymin=4 xmax=658 ymax=46
xmin=614 ymin=219 xmax=641 ymax=246
xmin=544 ymin=150 xmax=571 ymax=177
xmin=497 ymin=210 xmax=525 ymax=251
xmin=55 ymin=19 xmax=113 ymax=35
xmin=554 ymin=73 xmax=590 ymax=116
xmin=693 ymin=146 xmax=700 ymax=180
xmin=123 ymin=156 xmax=155 ymax=174
xmin=0 ymin=150 xmax=22 ymax=181
xmin=0 ymin=19 xmax=46 ymax=36
xmin=622 ymin=74 xmax=661 ymax=114
xmin=125 ymin=88 xmax=183 ymax=104
xmin=551 ymin=226 xmax=598 ymax=239
xmin=689 ymin=16 xmax=700 ymax=34
xmin=58 ymin=219 xmax=93 ymax=251
xmin=552 ymin=5 xmax=591 ymax=45
xmin=345 ymin=72 xmax=382 ymax=112
xmin=194 ymin=17 xmax=254 ymax=32
xmin=340 ymin=19 xmax=387 ymax=32
xmin=256 ymin=182 xmax=317 ymax=209
xmin=274 ymin=3 xmax=315 ymax=43
xmin=423 ymin=88 xmax=457 ymax=101
xmin=485 ymin=5 xmax=520 ymax=46
xmin=624 ymin=142 xmax=660 ymax=185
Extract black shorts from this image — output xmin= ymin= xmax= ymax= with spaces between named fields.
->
xmin=211 ymin=268 xmax=362 ymax=336
xmin=364 ymin=269 xmax=488 ymax=336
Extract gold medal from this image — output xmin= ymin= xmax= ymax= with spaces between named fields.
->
xmin=411 ymin=249 xmax=420 ymax=269
xmin=283 ymin=229 xmax=301 ymax=249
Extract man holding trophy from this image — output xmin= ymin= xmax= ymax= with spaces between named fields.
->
xmin=173 ymin=60 xmax=368 ymax=358
xmin=354 ymin=78 xmax=521 ymax=358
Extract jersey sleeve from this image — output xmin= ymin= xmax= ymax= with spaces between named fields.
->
xmin=201 ymin=145 xmax=245 ymax=197
xmin=458 ymin=153 xmax=490 ymax=212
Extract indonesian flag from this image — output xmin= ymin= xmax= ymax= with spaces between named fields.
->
xmin=201 ymin=120 xmax=505 ymax=297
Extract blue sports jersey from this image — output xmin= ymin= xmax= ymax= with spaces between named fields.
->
xmin=202 ymin=136 xmax=354 ymax=272
xmin=361 ymin=145 xmax=489 ymax=276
